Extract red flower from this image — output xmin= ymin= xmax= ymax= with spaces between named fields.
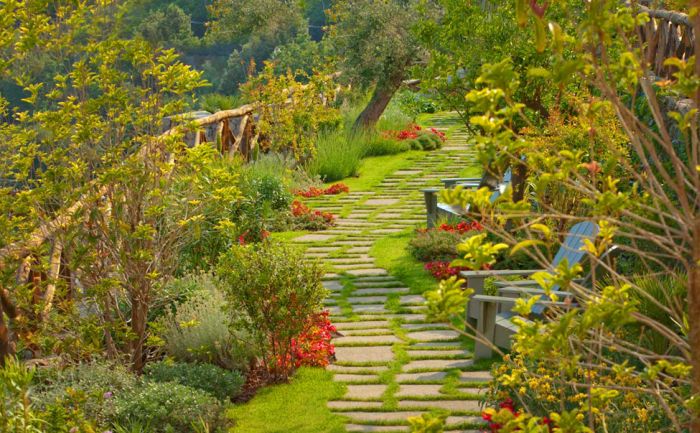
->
xmin=294 ymin=183 xmax=349 ymax=197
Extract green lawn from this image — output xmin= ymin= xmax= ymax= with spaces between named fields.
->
xmin=370 ymin=230 xmax=437 ymax=295
xmin=226 ymin=368 xmax=348 ymax=433
xmin=334 ymin=150 xmax=424 ymax=192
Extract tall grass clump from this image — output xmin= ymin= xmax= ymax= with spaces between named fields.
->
xmin=307 ymin=129 xmax=367 ymax=181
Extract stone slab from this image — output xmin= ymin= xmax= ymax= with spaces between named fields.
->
xmin=335 ymin=335 xmax=401 ymax=345
xmin=346 ymin=268 xmax=389 ymax=277
xmin=328 ymin=364 xmax=389 ymax=374
xmin=335 ymin=346 xmax=395 ymax=363
xmin=395 ymin=371 xmax=449 ymax=382
xmin=395 ymin=384 xmax=444 ymax=397
xmin=295 ymin=234 xmax=335 ymax=242
xmin=335 ymin=321 xmax=389 ymax=330
xmin=363 ymin=198 xmax=400 ymax=206
xmin=351 ymin=304 xmax=387 ymax=313
xmin=407 ymin=330 xmax=461 ymax=342
xmin=342 ymin=411 xmax=422 ymax=422
xmin=403 ymin=359 xmax=473 ymax=371
xmin=407 ymin=350 xmax=468 ymax=358
xmin=399 ymin=295 xmax=426 ymax=305
xmin=397 ymin=400 xmax=482 ymax=412
xmin=344 ymin=384 xmax=388 ymax=399
xmin=347 ymin=296 xmax=388 ymax=304
xmin=459 ymin=371 xmax=492 ymax=382
xmin=334 ymin=374 xmax=381 ymax=383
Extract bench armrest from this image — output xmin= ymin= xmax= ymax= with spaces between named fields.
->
xmin=459 ymin=269 xmax=544 ymax=294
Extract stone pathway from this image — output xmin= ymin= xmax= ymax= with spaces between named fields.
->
xmin=292 ymin=113 xmax=490 ymax=433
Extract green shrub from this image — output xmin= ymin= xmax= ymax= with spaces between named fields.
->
xmin=199 ymin=93 xmax=243 ymax=113
xmin=408 ymin=229 xmax=463 ymax=262
xmin=217 ymin=241 xmax=326 ymax=381
xmin=362 ymin=134 xmax=409 ymax=156
xmin=111 ymin=381 xmax=226 ymax=433
xmin=144 ymin=361 xmax=244 ymax=401
xmin=416 ymin=131 xmax=443 ymax=150
xmin=160 ymin=274 xmax=254 ymax=370
xmin=32 ymin=362 xmax=138 ymax=426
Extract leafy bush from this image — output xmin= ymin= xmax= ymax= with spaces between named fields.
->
xmin=217 ymin=241 xmax=326 ymax=381
xmin=160 ymin=274 xmax=254 ymax=370
xmin=144 ymin=361 xmax=244 ymax=401
xmin=409 ymin=229 xmax=464 ymax=262
xmin=111 ymin=381 xmax=226 ymax=433
xmin=32 ymin=362 xmax=138 ymax=426
xmin=289 ymin=200 xmax=335 ymax=231
xmin=363 ymin=134 xmax=409 ymax=156
xmin=199 ymin=93 xmax=243 ymax=113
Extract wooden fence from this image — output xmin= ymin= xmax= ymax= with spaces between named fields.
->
xmin=638 ymin=6 xmax=694 ymax=79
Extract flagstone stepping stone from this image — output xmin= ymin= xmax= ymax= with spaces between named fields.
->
xmin=407 ymin=349 xmax=468 ymax=358
xmin=335 ymin=346 xmax=395 ymax=363
xmin=324 ymin=299 xmax=338 ymax=305
xmin=363 ymin=198 xmax=400 ymax=206
xmin=403 ymin=359 xmax=473 ymax=371
xmin=295 ymin=233 xmax=335 ymax=242
xmin=335 ymin=320 xmax=389 ymax=330
xmin=387 ymin=314 xmax=426 ymax=322
xmin=327 ymin=306 xmax=342 ymax=315
xmin=335 ymin=335 xmax=401 ymax=345
xmin=328 ymin=401 xmax=383 ymax=410
xmin=346 ymin=268 xmax=389 ymax=276
xmin=328 ymin=364 xmax=389 ymax=374
xmin=395 ymin=384 xmax=444 ymax=397
xmin=347 ymin=296 xmax=387 ymax=304
xmin=334 ymin=374 xmax=381 ymax=383
xmin=348 ymin=246 xmax=372 ymax=253
xmin=354 ymin=287 xmax=409 ymax=295
xmin=342 ymin=328 xmax=394 ymax=336
xmin=344 ymin=384 xmax=388 ymax=399
xmin=354 ymin=281 xmax=404 ymax=288
xmin=411 ymin=341 xmax=463 ymax=349
xmin=323 ymin=280 xmax=344 ymax=291
xmin=397 ymin=400 xmax=482 ymax=412
xmin=395 ymin=371 xmax=450 ymax=382
xmin=445 ymin=416 xmax=484 ymax=426
xmin=456 ymin=388 xmax=487 ymax=396
xmin=459 ymin=371 xmax=492 ymax=382
xmin=399 ymin=295 xmax=425 ymax=305
xmin=401 ymin=323 xmax=450 ymax=330
xmin=342 ymin=411 xmax=423 ymax=423
xmin=351 ymin=304 xmax=387 ymax=313
xmin=407 ymin=330 xmax=461 ymax=342
xmin=345 ymin=425 xmax=408 ymax=433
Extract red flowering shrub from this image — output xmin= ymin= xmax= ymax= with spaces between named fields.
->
xmin=425 ymin=261 xmax=470 ymax=280
xmin=410 ymin=220 xmax=484 ymax=262
xmin=294 ymin=183 xmax=349 ymax=198
xmin=291 ymin=200 xmax=335 ymax=230
xmin=238 ymin=229 xmax=271 ymax=245
xmin=482 ymin=398 xmax=553 ymax=432
xmin=291 ymin=310 xmax=336 ymax=368
xmin=437 ymin=221 xmax=483 ymax=234
xmin=425 ymin=260 xmax=491 ymax=280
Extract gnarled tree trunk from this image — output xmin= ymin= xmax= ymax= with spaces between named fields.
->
xmin=354 ymin=73 xmax=405 ymax=131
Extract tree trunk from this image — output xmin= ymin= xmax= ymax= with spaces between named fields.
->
xmin=690 ymin=216 xmax=700 ymax=433
xmin=0 ymin=287 xmax=17 ymax=365
xmin=354 ymin=75 xmax=404 ymax=131
xmin=130 ymin=293 xmax=149 ymax=373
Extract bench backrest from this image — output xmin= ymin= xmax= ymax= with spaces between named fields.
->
xmin=551 ymin=221 xmax=599 ymax=270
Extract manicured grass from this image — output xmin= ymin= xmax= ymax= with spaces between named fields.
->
xmin=370 ymin=230 xmax=437 ymax=295
xmin=226 ymin=368 xmax=348 ymax=433
xmin=337 ymin=151 xmax=424 ymax=192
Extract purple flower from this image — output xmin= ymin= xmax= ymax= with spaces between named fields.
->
xmin=69 ymin=428 xmax=78 ymax=433
xmin=103 ymin=391 xmax=113 ymax=399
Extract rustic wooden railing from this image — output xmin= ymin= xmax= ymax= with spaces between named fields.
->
xmin=638 ymin=5 xmax=694 ymax=79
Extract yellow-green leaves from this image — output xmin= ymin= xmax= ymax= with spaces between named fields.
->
xmin=453 ymin=233 xmax=508 ymax=270
xmin=424 ymin=276 xmax=472 ymax=323
xmin=533 ymin=17 xmax=547 ymax=53
xmin=408 ymin=413 xmax=446 ymax=433
xmin=515 ymin=0 xmax=528 ymax=27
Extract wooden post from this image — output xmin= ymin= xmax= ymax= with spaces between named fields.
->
xmin=422 ymin=188 xmax=439 ymax=228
